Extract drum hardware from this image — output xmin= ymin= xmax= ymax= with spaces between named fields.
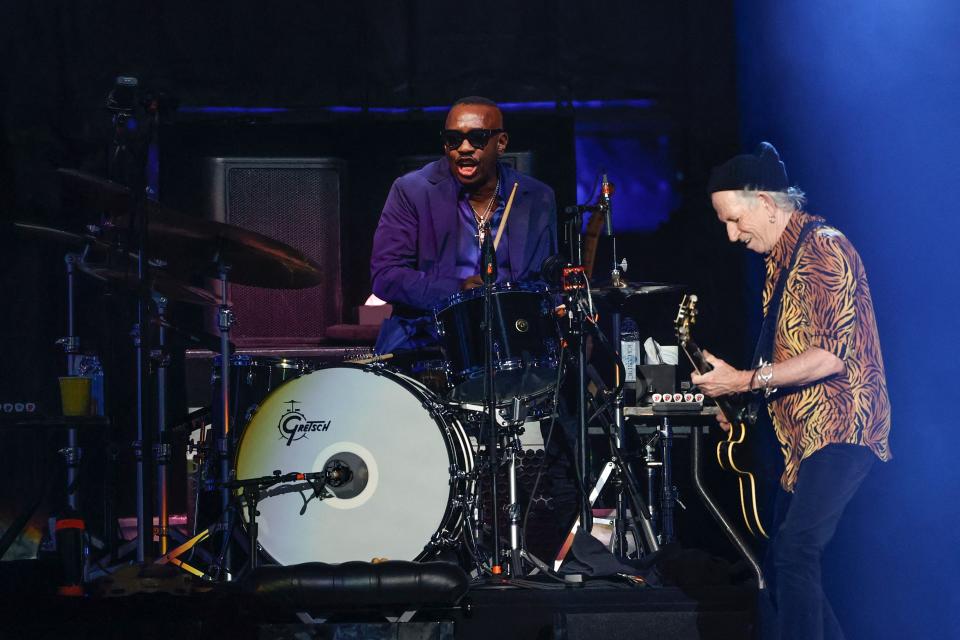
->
xmin=154 ymin=293 xmax=172 ymax=556
xmin=221 ymin=469 xmax=334 ymax=573
xmin=54 ymin=155 xmax=322 ymax=576
xmin=433 ymin=281 xmax=560 ymax=407
xmin=234 ymin=365 xmax=474 ymax=566
xmin=556 ymin=189 xmax=666 ymax=563
xmin=479 ymin=220 xmax=504 ymax=575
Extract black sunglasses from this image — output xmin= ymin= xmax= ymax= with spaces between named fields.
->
xmin=441 ymin=128 xmax=505 ymax=149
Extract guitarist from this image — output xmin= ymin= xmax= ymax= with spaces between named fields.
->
xmin=692 ymin=143 xmax=891 ymax=640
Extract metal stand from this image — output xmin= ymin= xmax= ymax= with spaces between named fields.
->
xmin=107 ymin=89 xmax=156 ymax=564
xmin=690 ymin=425 xmax=765 ymax=589
xmin=585 ymin=386 xmax=660 ymax=557
xmin=643 ymin=432 xmax=661 ymax=536
xmin=153 ymin=294 xmax=171 ymax=555
xmin=216 ymin=264 xmax=235 ymax=577
xmin=659 ymin=416 xmax=676 ymax=544
xmin=61 ymin=254 xmax=83 ymax=513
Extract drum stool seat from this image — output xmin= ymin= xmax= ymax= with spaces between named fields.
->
xmin=243 ymin=560 xmax=469 ymax=613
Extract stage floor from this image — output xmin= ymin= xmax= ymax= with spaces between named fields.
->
xmin=0 ymin=560 xmax=755 ymax=640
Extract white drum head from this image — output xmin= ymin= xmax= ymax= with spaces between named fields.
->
xmin=236 ymin=366 xmax=456 ymax=565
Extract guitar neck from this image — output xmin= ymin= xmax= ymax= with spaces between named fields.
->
xmin=681 ymin=337 xmax=747 ymax=425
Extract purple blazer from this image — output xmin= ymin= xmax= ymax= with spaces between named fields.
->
xmin=370 ymin=158 xmax=557 ymax=353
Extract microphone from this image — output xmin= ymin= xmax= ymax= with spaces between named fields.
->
xmin=601 ymin=173 xmax=614 ymax=236
xmin=107 ymin=76 xmax=139 ymax=113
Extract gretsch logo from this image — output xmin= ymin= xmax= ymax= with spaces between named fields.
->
xmin=277 ymin=400 xmax=332 ymax=446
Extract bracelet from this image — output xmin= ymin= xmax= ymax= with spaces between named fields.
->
xmin=748 ymin=367 xmax=762 ymax=394
xmin=757 ymin=362 xmax=775 ymax=398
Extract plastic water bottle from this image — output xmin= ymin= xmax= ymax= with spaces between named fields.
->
xmin=620 ymin=317 xmax=641 ymax=384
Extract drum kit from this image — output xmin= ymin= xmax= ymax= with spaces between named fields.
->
xmin=14 ymin=167 xmax=688 ymax=583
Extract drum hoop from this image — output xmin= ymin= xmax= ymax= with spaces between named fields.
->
xmin=213 ymin=354 xmax=308 ymax=369
xmin=457 ymin=355 xmax=558 ymax=378
xmin=432 ymin=280 xmax=549 ymax=316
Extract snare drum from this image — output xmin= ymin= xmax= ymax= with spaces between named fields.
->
xmin=235 ymin=364 xmax=473 ymax=565
xmin=434 ymin=281 xmax=560 ymax=405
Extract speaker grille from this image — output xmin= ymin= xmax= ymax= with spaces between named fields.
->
xmin=210 ymin=159 xmax=344 ymax=344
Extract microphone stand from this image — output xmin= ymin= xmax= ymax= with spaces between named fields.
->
xmin=561 ymin=209 xmax=592 ymax=532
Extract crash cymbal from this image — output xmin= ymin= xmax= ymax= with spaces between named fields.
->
xmin=12 ymin=221 xmax=113 ymax=252
xmin=105 ymin=210 xmax=323 ymax=289
xmin=57 ymin=168 xmax=186 ymax=221
xmin=76 ymin=263 xmax=218 ymax=307
xmin=56 ymin=168 xmax=322 ymax=289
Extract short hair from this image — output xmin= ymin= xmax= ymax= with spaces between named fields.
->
xmin=447 ymin=96 xmax=503 ymax=125
xmin=741 ymin=185 xmax=807 ymax=212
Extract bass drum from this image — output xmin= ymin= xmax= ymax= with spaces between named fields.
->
xmin=235 ymin=364 xmax=473 ymax=565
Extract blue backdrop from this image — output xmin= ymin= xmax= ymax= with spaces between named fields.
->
xmin=735 ymin=2 xmax=960 ymax=637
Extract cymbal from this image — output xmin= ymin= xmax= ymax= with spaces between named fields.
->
xmin=589 ymin=280 xmax=687 ymax=312
xmin=13 ymin=221 xmax=113 ymax=252
xmin=57 ymin=168 xmax=323 ymax=289
xmin=106 ymin=210 xmax=323 ymax=289
xmin=592 ymin=281 xmax=687 ymax=297
xmin=76 ymin=263 xmax=219 ymax=307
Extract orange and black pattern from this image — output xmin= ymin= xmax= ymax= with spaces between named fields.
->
xmin=763 ymin=211 xmax=891 ymax=492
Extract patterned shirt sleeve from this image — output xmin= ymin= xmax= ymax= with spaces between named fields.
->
xmin=795 ymin=228 xmax=858 ymax=362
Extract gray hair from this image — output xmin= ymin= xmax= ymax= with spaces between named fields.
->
xmin=741 ymin=185 xmax=807 ymax=212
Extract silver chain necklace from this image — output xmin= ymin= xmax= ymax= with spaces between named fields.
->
xmin=471 ymin=177 xmax=500 ymax=246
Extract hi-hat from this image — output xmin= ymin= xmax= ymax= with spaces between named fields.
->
xmin=589 ymin=280 xmax=688 ymax=313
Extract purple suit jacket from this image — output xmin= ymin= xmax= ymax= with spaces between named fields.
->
xmin=370 ymin=158 xmax=557 ymax=353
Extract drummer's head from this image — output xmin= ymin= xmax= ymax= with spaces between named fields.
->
xmin=442 ymin=97 xmax=508 ymax=190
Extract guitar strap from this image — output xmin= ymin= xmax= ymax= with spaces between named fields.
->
xmin=746 ymin=219 xmax=823 ymax=417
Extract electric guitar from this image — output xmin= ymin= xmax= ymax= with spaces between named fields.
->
xmin=674 ymin=294 xmax=768 ymax=538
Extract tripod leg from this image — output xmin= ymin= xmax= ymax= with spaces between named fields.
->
xmin=553 ymin=460 xmax=616 ymax=571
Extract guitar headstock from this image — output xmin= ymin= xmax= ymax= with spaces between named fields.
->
xmin=674 ymin=294 xmax=699 ymax=347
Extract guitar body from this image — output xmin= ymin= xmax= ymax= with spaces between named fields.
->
xmin=675 ymin=295 xmax=771 ymax=538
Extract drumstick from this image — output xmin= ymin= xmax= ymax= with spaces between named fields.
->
xmin=493 ymin=181 xmax=519 ymax=251
xmin=346 ymin=353 xmax=394 ymax=365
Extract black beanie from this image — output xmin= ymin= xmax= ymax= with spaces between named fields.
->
xmin=707 ymin=142 xmax=789 ymax=194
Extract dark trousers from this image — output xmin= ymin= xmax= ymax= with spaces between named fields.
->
xmin=759 ymin=443 xmax=875 ymax=640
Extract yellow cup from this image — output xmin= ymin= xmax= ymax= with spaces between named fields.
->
xmin=59 ymin=376 xmax=92 ymax=416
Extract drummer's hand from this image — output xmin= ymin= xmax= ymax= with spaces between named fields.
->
xmin=461 ymin=275 xmax=483 ymax=290
xmin=689 ymin=350 xmax=752 ymax=398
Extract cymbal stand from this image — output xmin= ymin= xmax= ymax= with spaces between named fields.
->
xmin=108 ymin=84 xmax=155 ymax=563
xmin=586 ymin=387 xmax=660 ymax=555
xmin=153 ymin=293 xmax=172 ymax=555
xmin=560 ymin=207 xmax=593 ymax=533
xmin=215 ymin=262 xmax=236 ymax=578
xmin=61 ymin=253 xmax=83 ymax=514
xmin=599 ymin=177 xmax=637 ymax=558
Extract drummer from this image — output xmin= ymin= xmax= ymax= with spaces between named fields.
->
xmin=370 ymin=96 xmax=558 ymax=354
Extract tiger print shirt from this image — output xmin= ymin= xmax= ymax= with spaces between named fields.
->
xmin=763 ymin=211 xmax=892 ymax=491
